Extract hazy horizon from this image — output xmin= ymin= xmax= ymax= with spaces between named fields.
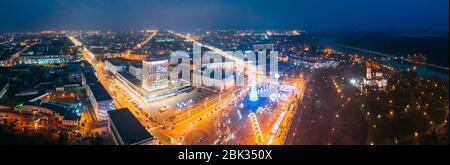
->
xmin=0 ymin=0 xmax=448 ymax=33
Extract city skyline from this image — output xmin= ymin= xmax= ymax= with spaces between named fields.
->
xmin=0 ymin=0 xmax=449 ymax=33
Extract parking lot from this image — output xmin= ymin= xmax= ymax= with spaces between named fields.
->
xmin=140 ymin=89 xmax=214 ymax=124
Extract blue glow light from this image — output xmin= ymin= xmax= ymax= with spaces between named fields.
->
xmin=241 ymin=93 xmax=269 ymax=113
xmin=237 ymin=109 xmax=242 ymax=119
xmin=249 ymin=80 xmax=259 ymax=102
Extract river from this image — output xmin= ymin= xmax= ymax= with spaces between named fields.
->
xmin=319 ymin=38 xmax=449 ymax=80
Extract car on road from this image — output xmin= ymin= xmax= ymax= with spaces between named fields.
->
xmin=159 ymin=105 xmax=169 ymax=113
xmin=149 ymin=117 xmax=156 ymax=122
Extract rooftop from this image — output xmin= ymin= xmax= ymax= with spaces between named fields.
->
xmin=147 ymin=55 xmax=169 ymax=62
xmin=106 ymin=58 xmax=127 ymax=66
xmin=89 ymin=82 xmax=112 ymax=102
xmin=84 ymin=70 xmax=99 ymax=86
xmin=108 ymin=108 xmax=154 ymax=145
xmin=28 ymin=102 xmax=80 ymax=121
xmin=118 ymin=71 xmax=141 ymax=85
xmin=0 ymin=78 xmax=8 ymax=88
xmin=130 ymin=61 xmax=143 ymax=68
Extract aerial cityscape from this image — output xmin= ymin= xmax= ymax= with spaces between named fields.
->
xmin=0 ymin=0 xmax=448 ymax=146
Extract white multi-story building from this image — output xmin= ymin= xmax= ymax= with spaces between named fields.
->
xmin=83 ymin=70 xmax=114 ymax=121
xmin=129 ymin=62 xmax=143 ymax=81
xmin=86 ymin=82 xmax=114 ymax=121
xmin=105 ymin=58 xmax=126 ymax=75
xmin=142 ymin=59 xmax=169 ymax=92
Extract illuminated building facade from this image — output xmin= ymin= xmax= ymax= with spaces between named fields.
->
xmin=363 ymin=68 xmax=388 ymax=91
xmin=142 ymin=58 xmax=169 ymax=92
xmin=105 ymin=58 xmax=126 ymax=75
xmin=86 ymin=82 xmax=114 ymax=121
xmin=129 ymin=62 xmax=143 ymax=81
xmin=19 ymin=55 xmax=74 ymax=65
xmin=83 ymin=69 xmax=115 ymax=121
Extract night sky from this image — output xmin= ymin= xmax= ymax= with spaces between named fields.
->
xmin=0 ymin=0 xmax=448 ymax=33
